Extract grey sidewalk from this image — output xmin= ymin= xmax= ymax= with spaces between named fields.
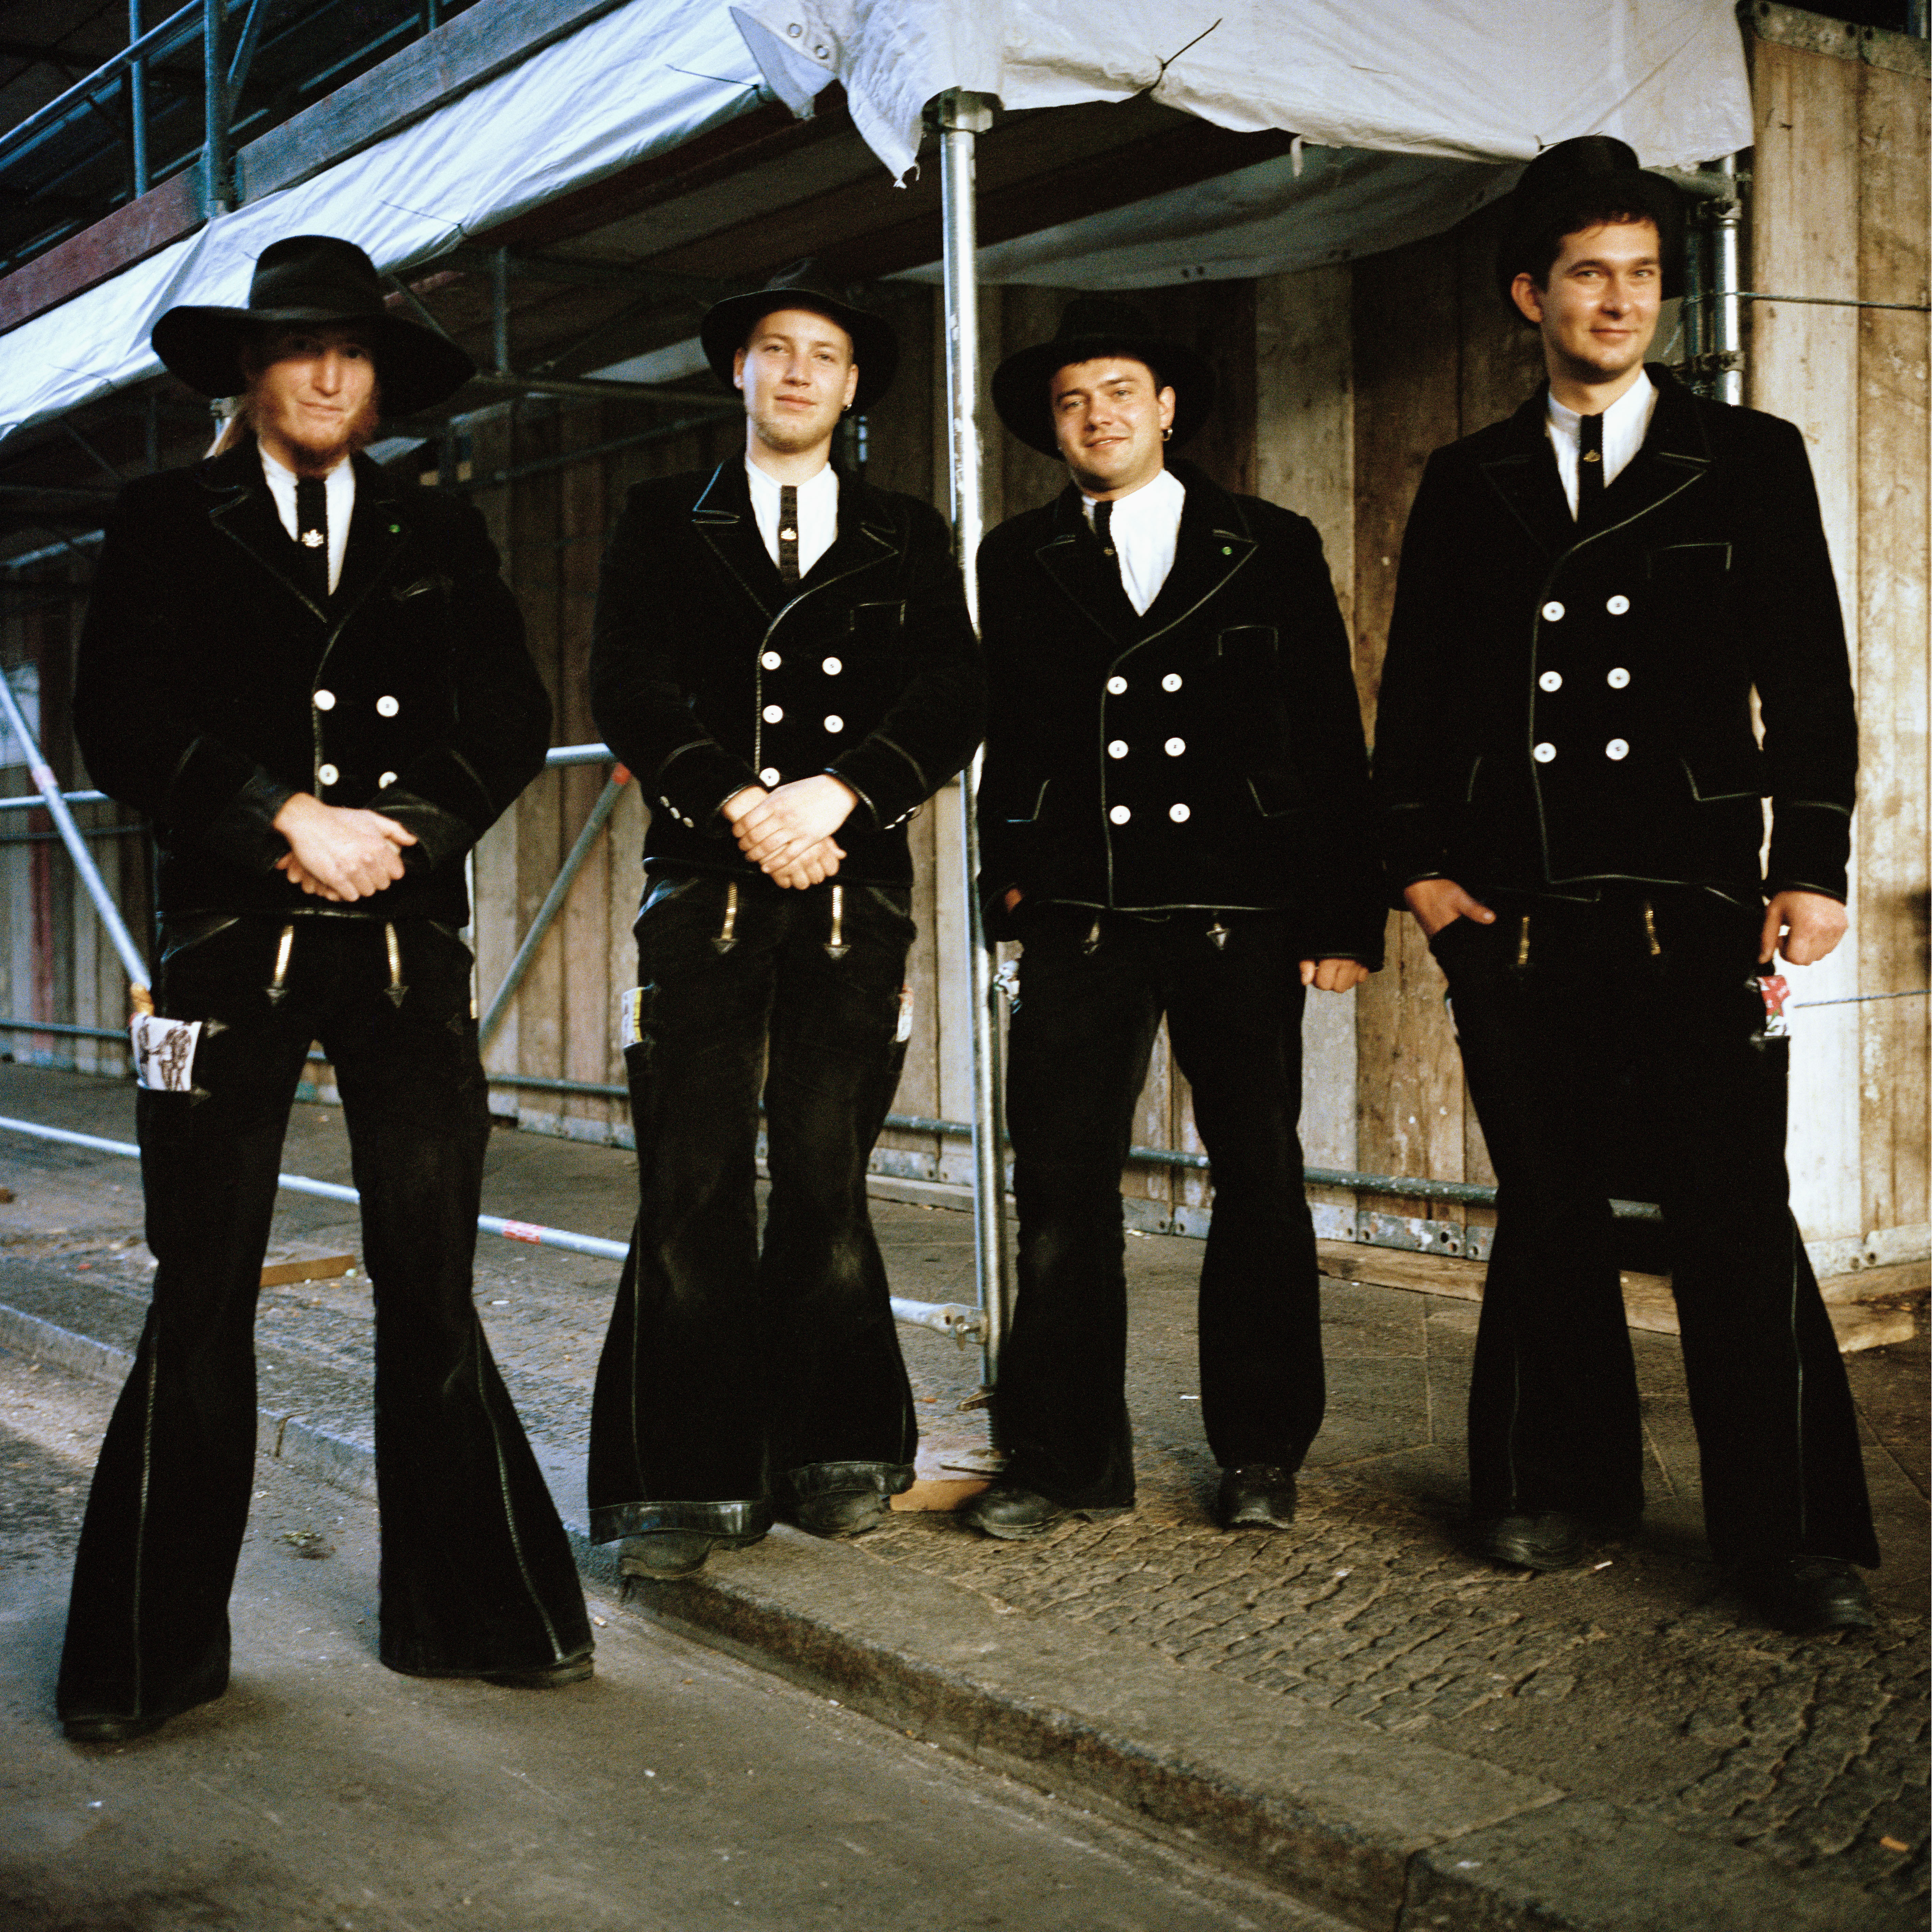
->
xmin=0 ymin=1063 xmax=1923 ymax=1932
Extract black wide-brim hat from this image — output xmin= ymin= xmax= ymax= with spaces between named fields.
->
xmin=151 ymin=234 xmax=475 ymax=418
xmin=1494 ymin=134 xmax=1685 ymax=315
xmin=991 ymin=296 xmax=1215 ymax=458
xmin=700 ymin=261 xmax=898 ymax=414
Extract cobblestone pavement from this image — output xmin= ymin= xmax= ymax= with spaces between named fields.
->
xmin=0 ymin=1063 xmax=1923 ymax=1918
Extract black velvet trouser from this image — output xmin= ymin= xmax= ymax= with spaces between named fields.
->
xmin=997 ymin=905 xmax=1324 ymax=1510
xmin=587 ymin=872 xmax=918 ymax=1544
xmin=1434 ymin=888 xmax=1878 ymax=1568
xmin=58 ymin=915 xmax=591 ymax=1726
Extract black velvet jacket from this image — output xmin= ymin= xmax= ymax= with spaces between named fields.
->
xmin=74 ymin=438 xmax=551 ymax=923
xmin=976 ymin=462 xmax=1383 ymax=963
xmin=1374 ymin=367 xmax=1857 ymax=903
xmin=590 ymin=459 xmax=982 ymax=887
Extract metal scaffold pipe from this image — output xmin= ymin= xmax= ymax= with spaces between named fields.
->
xmin=1712 ymin=153 xmax=1744 ymax=408
xmin=937 ymin=87 xmax=1011 ymax=1390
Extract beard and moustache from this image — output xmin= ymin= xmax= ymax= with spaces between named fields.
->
xmin=208 ymin=377 xmax=383 ymax=470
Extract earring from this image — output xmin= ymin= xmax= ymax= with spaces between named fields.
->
xmin=1161 ymin=426 xmax=1173 ymax=441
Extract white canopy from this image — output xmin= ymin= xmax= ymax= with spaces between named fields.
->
xmin=0 ymin=0 xmax=1752 ymax=446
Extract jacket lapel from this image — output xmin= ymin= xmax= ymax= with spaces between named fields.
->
xmin=691 ymin=461 xmax=782 ymax=621
xmin=792 ymin=470 xmax=896 ymax=602
xmin=1034 ymin=486 xmax=1140 ymax=653
xmin=202 ymin=440 xmax=327 ymax=621
xmin=325 ymin=452 xmax=412 ymax=632
xmin=1130 ymin=465 xmax=1258 ymax=653
xmin=1477 ymin=392 xmax=1574 ymax=559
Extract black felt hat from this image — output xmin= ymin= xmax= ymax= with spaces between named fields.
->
xmin=700 ymin=261 xmax=898 ymax=414
xmin=1494 ymin=135 xmax=1686 ymax=315
xmin=151 ymin=234 xmax=474 ymax=417
xmin=991 ymin=296 xmax=1214 ymax=458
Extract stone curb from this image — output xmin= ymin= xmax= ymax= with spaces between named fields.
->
xmin=0 ymin=1295 xmax=1910 ymax=1932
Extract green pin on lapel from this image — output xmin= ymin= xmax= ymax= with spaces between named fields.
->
xmin=1221 ymin=545 xmax=1232 ymax=556
xmin=388 ymin=523 xmax=401 ymax=534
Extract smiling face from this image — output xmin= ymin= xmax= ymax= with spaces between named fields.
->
xmin=1512 ymin=218 xmax=1662 ymax=398
xmin=733 ymin=306 xmax=859 ymax=464
xmin=1048 ymin=355 xmax=1175 ymax=498
xmin=244 ymin=324 xmax=381 ymax=475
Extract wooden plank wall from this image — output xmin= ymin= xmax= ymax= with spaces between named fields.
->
xmin=1750 ymin=11 xmax=1931 ymax=1273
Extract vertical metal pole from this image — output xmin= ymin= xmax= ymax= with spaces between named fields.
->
xmin=492 ymin=248 xmax=512 ymax=377
xmin=127 ymin=0 xmax=149 ymax=197
xmin=201 ymin=0 xmax=230 ymax=215
xmin=1679 ymin=191 xmax=1706 ymax=395
xmin=1910 ymin=0 xmax=1928 ymax=40
xmin=0 ymin=675 xmax=150 ymax=997
xmin=1712 ymin=153 xmax=1743 ymax=408
xmin=937 ymin=89 xmax=1012 ymax=1389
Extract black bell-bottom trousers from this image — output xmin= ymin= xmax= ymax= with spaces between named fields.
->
xmin=587 ymin=872 xmax=918 ymax=1545
xmin=57 ymin=915 xmax=591 ymax=1728
xmin=1433 ymin=888 xmax=1878 ymax=1567
xmin=996 ymin=905 xmax=1324 ymax=1509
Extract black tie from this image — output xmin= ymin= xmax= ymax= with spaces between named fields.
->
xmin=295 ymin=474 xmax=329 ymax=602
xmin=778 ymin=483 xmax=800 ymax=584
xmin=1093 ymin=498 xmax=1123 ymax=590
xmin=1577 ymin=412 xmax=1606 ymax=529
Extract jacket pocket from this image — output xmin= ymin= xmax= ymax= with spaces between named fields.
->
xmin=1215 ymin=623 xmax=1278 ymax=662
xmin=1245 ymin=769 xmax=1306 ymax=819
xmin=1646 ymin=542 xmax=1731 ymax=585
xmin=1681 ymin=751 xmax=1768 ymax=802
xmin=1006 ymin=778 xmax=1051 ymax=824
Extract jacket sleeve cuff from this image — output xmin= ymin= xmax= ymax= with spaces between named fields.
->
xmin=1766 ymin=801 xmax=1851 ymax=904
xmin=196 ymin=769 xmax=296 ymax=874
xmin=827 ymin=733 xmax=931 ymax=833
xmin=377 ymin=788 xmax=478 ymax=875
xmin=655 ymin=740 xmax=762 ymax=837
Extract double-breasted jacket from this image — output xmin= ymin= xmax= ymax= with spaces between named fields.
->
xmin=590 ymin=460 xmax=981 ymax=887
xmin=976 ymin=462 xmax=1383 ymax=961
xmin=1374 ymin=368 xmax=1856 ymax=902
xmin=75 ymin=437 xmax=550 ymax=923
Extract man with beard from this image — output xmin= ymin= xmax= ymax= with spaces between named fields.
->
xmin=585 ymin=264 xmax=980 ymax=1578
xmin=59 ymin=235 xmax=592 ymax=1742
xmin=1375 ymin=138 xmax=1878 ymax=1629
xmin=963 ymin=297 xmax=1382 ymax=1540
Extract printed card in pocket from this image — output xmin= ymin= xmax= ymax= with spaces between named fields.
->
xmin=130 ymin=1014 xmax=202 ymax=1092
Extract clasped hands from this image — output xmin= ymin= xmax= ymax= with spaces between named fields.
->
xmin=273 ymin=792 xmax=415 ymax=901
xmin=722 ymin=774 xmax=857 ymax=888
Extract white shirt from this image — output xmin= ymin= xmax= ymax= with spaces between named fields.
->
xmin=1545 ymin=370 xmax=1656 ymax=520
xmin=745 ymin=456 xmax=839 ymax=579
xmin=1082 ymin=466 xmax=1185 ymax=617
xmin=259 ymin=444 xmax=354 ymax=595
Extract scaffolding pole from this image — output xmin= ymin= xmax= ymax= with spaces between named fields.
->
xmin=937 ymin=88 xmax=1011 ymax=1390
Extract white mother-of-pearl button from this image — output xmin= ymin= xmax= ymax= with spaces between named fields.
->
xmin=376 ymin=695 xmax=398 ymax=717
xmin=318 ymin=763 xmax=339 ymax=785
xmin=761 ymin=651 xmax=782 ymax=669
xmin=1533 ymin=742 xmax=1557 ymax=763
xmin=1607 ymin=667 xmax=1630 ymax=688
xmin=1606 ymin=739 xmax=1629 ymax=760
xmin=1539 ymin=671 xmax=1563 ymax=692
xmin=1161 ymin=673 xmax=1183 ymax=692
xmin=1169 ymin=803 xmax=1190 ymax=823
xmin=823 ymin=715 xmax=843 ymax=733
xmin=313 ymin=689 xmax=336 ymax=710
xmin=1109 ymin=805 xmax=1131 ymax=824
xmin=822 ymin=656 xmax=842 ymax=675
xmin=378 ymin=771 xmax=397 ymax=788
xmin=1606 ymin=594 xmax=1630 ymax=615
xmin=1107 ymin=675 xmax=1128 ymax=694
xmin=1107 ymin=740 xmax=1129 ymax=759
xmin=1164 ymin=737 xmax=1186 ymax=756
xmin=760 ymin=767 xmax=780 ymax=785
xmin=1541 ymin=600 xmax=1565 ymax=622
xmin=762 ymin=704 xmax=783 ymax=723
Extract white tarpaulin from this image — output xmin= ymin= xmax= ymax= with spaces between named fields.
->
xmin=733 ymin=0 xmax=1753 ymax=181
xmin=0 ymin=0 xmax=767 ymax=443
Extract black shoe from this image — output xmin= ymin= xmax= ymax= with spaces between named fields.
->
xmin=1216 ymin=1464 xmax=1297 ymax=1530
xmin=960 ymin=1484 xmax=1130 ymax=1542
xmin=62 ymin=1710 xmax=175 ymax=1745
xmin=620 ymin=1530 xmax=717 ymax=1579
xmin=482 ymin=1652 xmax=595 ymax=1690
xmin=1737 ymin=1556 xmax=1876 ymax=1633
xmin=1478 ymin=1510 xmax=1587 ymax=1571
xmin=793 ymin=1489 xmax=892 ymax=1539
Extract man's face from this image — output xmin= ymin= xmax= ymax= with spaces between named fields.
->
xmin=1049 ymin=356 xmax=1175 ymax=497
xmin=1512 ymin=219 xmax=1662 ymax=388
xmin=246 ymin=324 xmax=380 ymax=472
xmin=734 ymin=307 xmax=859 ymax=460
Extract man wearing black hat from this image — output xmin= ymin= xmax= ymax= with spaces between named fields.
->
xmin=585 ymin=263 xmax=980 ymax=1578
xmin=57 ymin=235 xmax=592 ymax=1741
xmin=962 ymin=299 xmax=1383 ymax=1540
xmin=1375 ymin=137 xmax=1878 ymax=1629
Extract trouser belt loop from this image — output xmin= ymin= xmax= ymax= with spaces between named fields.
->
xmin=265 ymin=922 xmax=295 ymax=1005
xmin=1514 ymin=913 xmax=1532 ymax=970
xmin=384 ymin=922 xmax=409 ymax=1008
xmin=1641 ymin=898 xmax=1662 ymax=957
xmin=1082 ymin=916 xmax=1103 ymax=956
xmin=713 ymin=880 xmax=739 ymax=955
xmin=825 ymin=883 xmax=850 ymax=960
xmin=1206 ymin=917 xmax=1230 ymax=951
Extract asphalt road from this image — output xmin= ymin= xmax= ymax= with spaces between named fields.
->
xmin=0 ymin=1343 xmax=1351 ymax=1932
